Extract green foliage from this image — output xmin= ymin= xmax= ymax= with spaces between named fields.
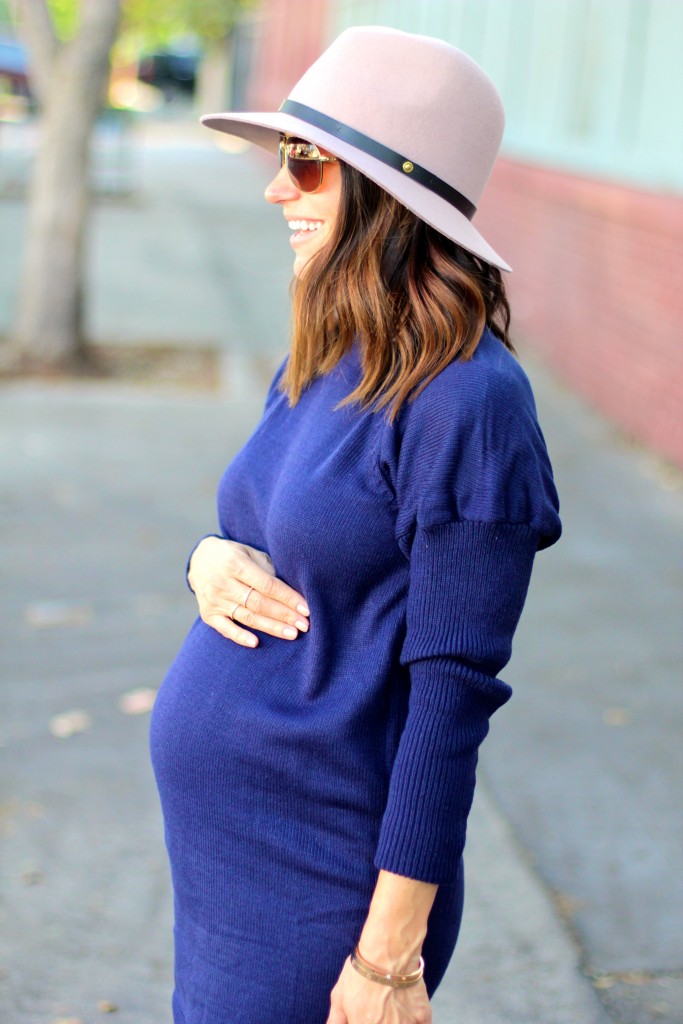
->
xmin=4 ymin=0 xmax=257 ymax=62
xmin=0 ymin=1 xmax=79 ymax=42
xmin=46 ymin=0 xmax=79 ymax=40
xmin=0 ymin=1 xmax=79 ymax=41
xmin=11 ymin=1 xmax=258 ymax=46
xmin=122 ymin=0 xmax=258 ymax=46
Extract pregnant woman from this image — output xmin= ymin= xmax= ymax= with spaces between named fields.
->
xmin=150 ymin=25 xmax=561 ymax=1024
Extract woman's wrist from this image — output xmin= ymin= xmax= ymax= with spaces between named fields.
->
xmin=357 ymin=926 xmax=425 ymax=973
xmin=357 ymin=869 xmax=437 ymax=972
xmin=350 ymin=945 xmax=425 ymax=988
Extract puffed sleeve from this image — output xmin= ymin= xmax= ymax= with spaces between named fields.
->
xmin=373 ymin=342 xmax=561 ymax=884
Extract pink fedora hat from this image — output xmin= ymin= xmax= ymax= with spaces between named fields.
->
xmin=201 ymin=25 xmax=510 ymax=271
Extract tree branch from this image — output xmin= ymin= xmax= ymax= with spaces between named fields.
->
xmin=73 ymin=0 xmax=122 ymax=62
xmin=14 ymin=0 xmax=59 ymax=108
xmin=68 ymin=0 xmax=122 ymax=120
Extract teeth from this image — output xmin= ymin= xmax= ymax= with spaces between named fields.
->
xmin=288 ymin=220 xmax=322 ymax=231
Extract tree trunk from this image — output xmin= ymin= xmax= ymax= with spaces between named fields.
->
xmin=10 ymin=0 xmax=121 ymax=370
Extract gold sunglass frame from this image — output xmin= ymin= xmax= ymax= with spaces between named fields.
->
xmin=279 ymin=135 xmax=339 ymax=193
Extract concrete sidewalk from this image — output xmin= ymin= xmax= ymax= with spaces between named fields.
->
xmin=1 ymin=114 xmax=681 ymax=1023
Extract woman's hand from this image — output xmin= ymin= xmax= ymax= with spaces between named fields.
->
xmin=187 ymin=536 xmax=309 ymax=647
xmin=327 ymin=870 xmax=436 ymax=1023
xmin=326 ymin=957 xmax=431 ymax=1024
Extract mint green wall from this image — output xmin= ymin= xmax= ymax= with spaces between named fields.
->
xmin=329 ymin=0 xmax=682 ymax=195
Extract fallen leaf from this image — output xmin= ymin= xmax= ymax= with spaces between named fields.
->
xmin=118 ymin=688 xmax=157 ymax=716
xmin=49 ymin=710 xmax=92 ymax=739
xmin=21 ymin=869 xmax=44 ymax=886
xmin=602 ymin=706 xmax=633 ymax=727
xmin=97 ymin=999 xmax=119 ymax=1013
xmin=552 ymin=889 xmax=584 ymax=917
xmin=25 ymin=602 xmax=92 ymax=629
xmin=592 ymin=975 xmax=616 ymax=989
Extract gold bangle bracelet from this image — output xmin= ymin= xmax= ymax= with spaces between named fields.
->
xmin=350 ymin=946 xmax=425 ymax=988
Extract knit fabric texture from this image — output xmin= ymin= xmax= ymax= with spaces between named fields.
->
xmin=150 ymin=329 xmax=561 ymax=1022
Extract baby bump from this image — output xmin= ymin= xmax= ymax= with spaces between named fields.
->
xmin=150 ymin=616 xmax=391 ymax=883
xmin=150 ymin=617 xmax=298 ymax=787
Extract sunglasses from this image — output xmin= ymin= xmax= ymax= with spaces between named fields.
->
xmin=279 ymin=135 xmax=339 ymax=193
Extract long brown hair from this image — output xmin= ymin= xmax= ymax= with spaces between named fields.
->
xmin=281 ymin=161 xmax=512 ymax=421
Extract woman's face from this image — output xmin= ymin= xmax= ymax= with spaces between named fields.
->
xmin=264 ymin=139 xmax=342 ymax=279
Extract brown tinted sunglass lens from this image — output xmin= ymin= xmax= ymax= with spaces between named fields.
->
xmin=287 ymin=157 xmax=322 ymax=192
xmin=282 ymin=140 xmax=323 ymax=193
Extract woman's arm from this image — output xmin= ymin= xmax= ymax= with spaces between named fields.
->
xmin=326 ymin=871 xmax=436 ymax=1024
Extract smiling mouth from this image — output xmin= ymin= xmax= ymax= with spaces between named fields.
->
xmin=287 ymin=220 xmax=323 ymax=234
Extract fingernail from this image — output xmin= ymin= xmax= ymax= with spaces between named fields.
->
xmin=297 ymin=603 xmax=310 ymax=616
xmin=246 ymin=636 xmax=257 ymax=647
xmin=283 ymin=626 xmax=298 ymax=639
xmin=295 ymin=619 xmax=308 ymax=631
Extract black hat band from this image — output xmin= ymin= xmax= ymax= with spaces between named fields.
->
xmin=279 ymin=99 xmax=477 ymax=221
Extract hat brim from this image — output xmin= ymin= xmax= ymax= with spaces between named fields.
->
xmin=201 ymin=111 xmax=511 ymax=273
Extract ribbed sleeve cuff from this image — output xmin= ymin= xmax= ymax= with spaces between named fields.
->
xmin=375 ymin=520 xmax=539 ymax=884
xmin=374 ymin=657 xmax=509 ymax=884
xmin=402 ymin=521 xmax=539 ymax=673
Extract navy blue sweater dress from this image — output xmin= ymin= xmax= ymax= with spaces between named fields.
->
xmin=150 ymin=329 xmax=561 ymax=1023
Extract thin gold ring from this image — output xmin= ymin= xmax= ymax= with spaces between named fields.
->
xmin=243 ymin=586 xmax=255 ymax=608
xmin=228 ymin=602 xmax=241 ymax=621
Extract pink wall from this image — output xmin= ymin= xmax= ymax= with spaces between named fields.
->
xmin=476 ymin=161 xmax=683 ymax=468
xmin=247 ymin=0 xmax=329 ymax=110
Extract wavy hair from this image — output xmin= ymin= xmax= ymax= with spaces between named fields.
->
xmin=281 ymin=161 xmax=513 ymax=421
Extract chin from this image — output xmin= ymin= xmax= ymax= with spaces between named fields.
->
xmin=293 ymin=254 xmax=314 ymax=279
xmin=293 ymin=244 xmax=327 ymax=280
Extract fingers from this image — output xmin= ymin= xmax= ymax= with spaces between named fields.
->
xmin=235 ymin=552 xmax=310 ymax=617
xmin=231 ymin=600 xmax=306 ymax=640
xmin=239 ymin=586 xmax=309 ymax=632
xmin=200 ymin=585 xmax=306 ymax=646
xmin=222 ymin=547 xmax=310 ymax=639
xmin=205 ymin=613 xmax=260 ymax=648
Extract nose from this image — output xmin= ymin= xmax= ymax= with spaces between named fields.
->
xmin=264 ymin=164 xmax=300 ymax=204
